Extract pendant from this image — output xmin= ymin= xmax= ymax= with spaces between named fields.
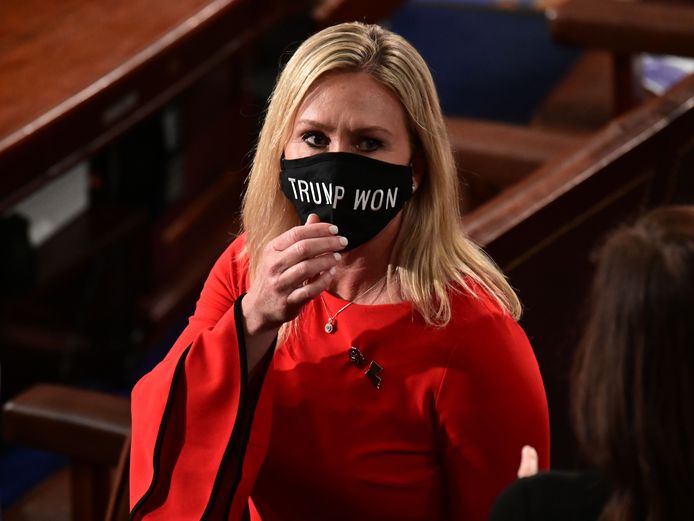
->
xmin=324 ymin=318 xmax=335 ymax=334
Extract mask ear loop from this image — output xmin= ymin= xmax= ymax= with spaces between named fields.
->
xmin=409 ymin=137 xmax=423 ymax=193
xmin=409 ymin=160 xmax=420 ymax=193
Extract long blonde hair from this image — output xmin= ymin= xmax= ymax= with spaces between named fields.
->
xmin=242 ymin=22 xmax=521 ymax=325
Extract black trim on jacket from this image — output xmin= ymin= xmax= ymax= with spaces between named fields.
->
xmin=130 ymin=293 xmax=276 ymax=520
xmin=130 ymin=344 xmax=193 ymax=520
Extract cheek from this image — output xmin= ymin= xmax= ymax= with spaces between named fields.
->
xmin=381 ymin=140 xmax=412 ymax=166
xmin=283 ymin=140 xmax=307 ymax=160
xmin=284 ymin=136 xmax=326 ymax=160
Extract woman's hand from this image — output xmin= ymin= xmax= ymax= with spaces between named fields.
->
xmin=242 ymin=214 xmax=346 ymax=337
xmin=517 ymin=445 xmax=539 ymax=478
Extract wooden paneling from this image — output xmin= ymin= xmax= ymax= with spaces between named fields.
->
xmin=466 ymin=74 xmax=694 ymax=467
xmin=547 ymin=0 xmax=694 ymax=57
xmin=0 ymin=0 xmax=298 ymax=210
xmin=447 ymin=116 xmax=585 ymax=210
xmin=312 ymin=0 xmax=406 ymax=27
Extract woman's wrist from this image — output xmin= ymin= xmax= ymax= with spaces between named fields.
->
xmin=240 ymin=293 xmax=281 ymax=373
xmin=241 ymin=292 xmax=280 ymax=338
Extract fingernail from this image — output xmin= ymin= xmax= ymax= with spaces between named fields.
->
xmin=329 ymin=225 xmax=339 ymax=235
xmin=333 ymin=252 xmax=342 ymax=261
xmin=339 ymin=236 xmax=348 ymax=247
xmin=329 ymin=267 xmax=336 ymax=275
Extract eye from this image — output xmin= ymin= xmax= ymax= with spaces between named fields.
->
xmin=302 ymin=131 xmax=329 ymax=148
xmin=357 ymin=137 xmax=383 ymax=152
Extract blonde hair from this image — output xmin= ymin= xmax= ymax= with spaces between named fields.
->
xmin=242 ymin=22 xmax=521 ymax=325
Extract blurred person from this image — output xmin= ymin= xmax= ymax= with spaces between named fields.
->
xmin=490 ymin=206 xmax=694 ymax=521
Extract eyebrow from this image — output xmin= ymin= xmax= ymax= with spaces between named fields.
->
xmin=295 ymin=119 xmax=394 ymax=137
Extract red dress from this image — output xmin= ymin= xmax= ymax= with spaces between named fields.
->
xmin=130 ymin=235 xmax=549 ymax=520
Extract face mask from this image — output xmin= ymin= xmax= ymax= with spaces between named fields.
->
xmin=280 ymin=152 xmax=413 ymax=251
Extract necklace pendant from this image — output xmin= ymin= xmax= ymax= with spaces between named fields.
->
xmin=324 ymin=318 xmax=335 ymax=334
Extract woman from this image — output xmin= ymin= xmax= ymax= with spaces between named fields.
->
xmin=489 ymin=206 xmax=694 ymax=521
xmin=130 ymin=22 xmax=549 ymax=521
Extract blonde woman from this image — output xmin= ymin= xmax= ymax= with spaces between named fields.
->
xmin=130 ymin=22 xmax=549 ymax=521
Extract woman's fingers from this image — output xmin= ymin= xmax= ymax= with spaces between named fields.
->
xmin=286 ymin=266 xmax=335 ymax=306
xmin=276 ymin=252 xmax=341 ymax=291
xmin=517 ymin=445 xmax=539 ymax=478
xmin=273 ymin=236 xmax=347 ymax=273
xmin=269 ymin=214 xmax=346 ymax=274
xmin=271 ymin=221 xmax=341 ymax=252
xmin=246 ymin=214 xmax=344 ymax=329
xmin=305 ymin=213 xmax=321 ymax=225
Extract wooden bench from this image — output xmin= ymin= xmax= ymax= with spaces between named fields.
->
xmin=535 ymin=0 xmax=694 ymax=130
xmin=449 ymin=0 xmax=694 ymax=210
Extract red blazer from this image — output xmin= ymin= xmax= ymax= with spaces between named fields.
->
xmin=130 ymin=235 xmax=549 ymax=520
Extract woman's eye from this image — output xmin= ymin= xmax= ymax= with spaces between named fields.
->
xmin=302 ymin=131 xmax=328 ymax=148
xmin=358 ymin=138 xmax=382 ymax=152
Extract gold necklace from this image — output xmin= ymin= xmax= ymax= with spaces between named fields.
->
xmin=319 ymin=278 xmax=384 ymax=334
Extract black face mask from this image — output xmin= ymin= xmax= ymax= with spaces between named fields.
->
xmin=280 ymin=152 xmax=413 ymax=251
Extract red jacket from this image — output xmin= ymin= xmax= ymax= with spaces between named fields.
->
xmin=130 ymin=235 xmax=549 ymax=520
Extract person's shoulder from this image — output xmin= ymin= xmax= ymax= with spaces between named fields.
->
xmin=451 ymin=276 xmax=508 ymax=315
xmin=447 ymin=277 xmax=517 ymax=333
xmin=489 ymin=471 xmax=608 ymax=521
xmin=225 ymin=232 xmax=248 ymax=263
xmin=440 ymin=277 xmax=534 ymax=365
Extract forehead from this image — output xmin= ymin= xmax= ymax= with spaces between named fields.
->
xmin=293 ymin=71 xmax=409 ymax=132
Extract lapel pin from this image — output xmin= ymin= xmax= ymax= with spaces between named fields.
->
xmin=365 ymin=360 xmax=383 ymax=389
xmin=348 ymin=346 xmax=365 ymax=368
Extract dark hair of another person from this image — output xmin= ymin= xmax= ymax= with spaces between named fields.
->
xmin=571 ymin=206 xmax=694 ymax=521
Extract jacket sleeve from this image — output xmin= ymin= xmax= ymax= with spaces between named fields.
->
xmin=435 ymin=308 xmax=550 ymax=521
xmin=129 ymin=237 xmax=272 ymax=520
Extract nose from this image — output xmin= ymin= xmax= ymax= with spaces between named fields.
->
xmin=328 ymin=138 xmax=350 ymax=153
xmin=328 ymin=132 xmax=353 ymax=152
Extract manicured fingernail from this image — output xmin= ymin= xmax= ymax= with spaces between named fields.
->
xmin=329 ymin=267 xmax=336 ymax=275
xmin=339 ymin=236 xmax=348 ymax=246
xmin=329 ymin=225 xmax=338 ymax=234
xmin=333 ymin=252 xmax=341 ymax=261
